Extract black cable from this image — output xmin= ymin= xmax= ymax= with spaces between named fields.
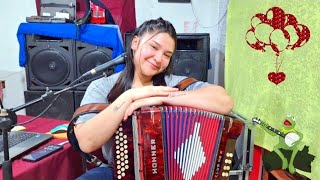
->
xmin=75 ymin=0 xmax=91 ymax=24
xmin=17 ymin=94 xmax=59 ymax=126
xmin=17 ymin=74 xmax=90 ymax=125
xmin=190 ymin=0 xmax=229 ymax=29
xmin=74 ymin=0 xmax=92 ymax=37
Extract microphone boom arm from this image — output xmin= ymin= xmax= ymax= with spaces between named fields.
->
xmin=10 ymin=74 xmax=105 ymax=113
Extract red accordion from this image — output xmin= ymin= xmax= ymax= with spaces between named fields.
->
xmin=114 ymin=106 xmax=243 ymax=180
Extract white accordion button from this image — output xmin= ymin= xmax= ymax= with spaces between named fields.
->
xmin=226 ymin=153 xmax=233 ymax=157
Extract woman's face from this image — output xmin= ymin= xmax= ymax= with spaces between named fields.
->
xmin=131 ymin=32 xmax=175 ymax=79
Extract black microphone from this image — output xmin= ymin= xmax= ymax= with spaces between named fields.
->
xmin=81 ymin=52 xmax=126 ymax=78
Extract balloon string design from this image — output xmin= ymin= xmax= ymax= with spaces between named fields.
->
xmin=245 ymin=6 xmax=311 ymax=85
xmin=275 ymin=55 xmax=284 ymax=73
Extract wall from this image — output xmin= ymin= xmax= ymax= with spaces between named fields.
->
xmin=135 ymin=0 xmax=229 ymax=85
xmin=0 ymin=0 xmax=37 ymax=114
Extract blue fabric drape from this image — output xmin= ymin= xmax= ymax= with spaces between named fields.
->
xmin=17 ymin=23 xmax=124 ymax=70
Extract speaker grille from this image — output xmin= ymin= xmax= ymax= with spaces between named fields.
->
xmin=25 ymin=35 xmax=75 ymax=90
xmin=76 ymin=41 xmax=114 ymax=90
xmin=173 ymin=34 xmax=210 ymax=81
xmin=30 ymin=48 xmax=70 ymax=85
xmin=172 ymin=52 xmax=207 ymax=81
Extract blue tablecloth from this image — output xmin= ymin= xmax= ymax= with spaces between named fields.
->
xmin=17 ymin=23 xmax=125 ymax=70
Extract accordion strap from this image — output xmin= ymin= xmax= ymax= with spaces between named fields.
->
xmin=67 ymin=103 xmax=109 ymax=166
xmin=67 ymin=77 xmax=198 ymax=166
xmin=174 ymin=77 xmax=198 ymax=90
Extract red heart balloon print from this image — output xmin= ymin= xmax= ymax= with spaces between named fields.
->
xmin=268 ymin=72 xmax=286 ymax=85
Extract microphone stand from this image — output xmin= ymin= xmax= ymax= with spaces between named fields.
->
xmin=0 ymin=73 xmax=105 ymax=180
xmin=0 ymin=109 xmax=15 ymax=180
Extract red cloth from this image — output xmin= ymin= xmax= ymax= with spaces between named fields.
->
xmin=101 ymin=0 xmax=136 ymax=38
xmin=0 ymin=116 xmax=83 ymax=180
xmin=249 ymin=145 xmax=263 ymax=180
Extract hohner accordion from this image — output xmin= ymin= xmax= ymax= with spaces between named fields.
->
xmin=114 ymin=106 xmax=243 ymax=180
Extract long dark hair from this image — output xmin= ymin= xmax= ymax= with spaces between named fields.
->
xmin=108 ymin=17 xmax=177 ymax=103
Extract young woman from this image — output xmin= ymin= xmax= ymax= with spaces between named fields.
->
xmin=74 ymin=17 xmax=233 ymax=179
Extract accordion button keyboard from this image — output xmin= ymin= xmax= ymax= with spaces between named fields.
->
xmin=115 ymin=124 xmax=130 ymax=179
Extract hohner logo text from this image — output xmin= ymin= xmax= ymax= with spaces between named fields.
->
xmin=151 ymin=139 xmax=158 ymax=174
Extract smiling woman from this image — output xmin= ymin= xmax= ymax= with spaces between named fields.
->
xmin=73 ymin=17 xmax=233 ymax=179
xmin=132 ymin=32 xmax=175 ymax=82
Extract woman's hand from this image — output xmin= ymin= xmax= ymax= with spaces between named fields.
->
xmin=125 ymin=86 xmax=178 ymax=102
xmin=123 ymin=96 xmax=167 ymax=121
xmin=122 ymin=86 xmax=178 ymax=121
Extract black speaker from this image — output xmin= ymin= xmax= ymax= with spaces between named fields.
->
xmin=173 ymin=34 xmax=210 ymax=81
xmin=124 ymin=33 xmax=210 ymax=81
xmin=25 ymin=34 xmax=75 ymax=90
xmin=24 ymin=90 xmax=75 ymax=120
xmin=74 ymin=90 xmax=85 ymax=110
xmin=76 ymin=41 xmax=114 ymax=90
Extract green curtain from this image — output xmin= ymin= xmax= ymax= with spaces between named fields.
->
xmin=225 ymin=0 xmax=319 ymax=178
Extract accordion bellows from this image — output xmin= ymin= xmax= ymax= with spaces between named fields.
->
xmin=114 ymin=106 xmax=243 ymax=180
